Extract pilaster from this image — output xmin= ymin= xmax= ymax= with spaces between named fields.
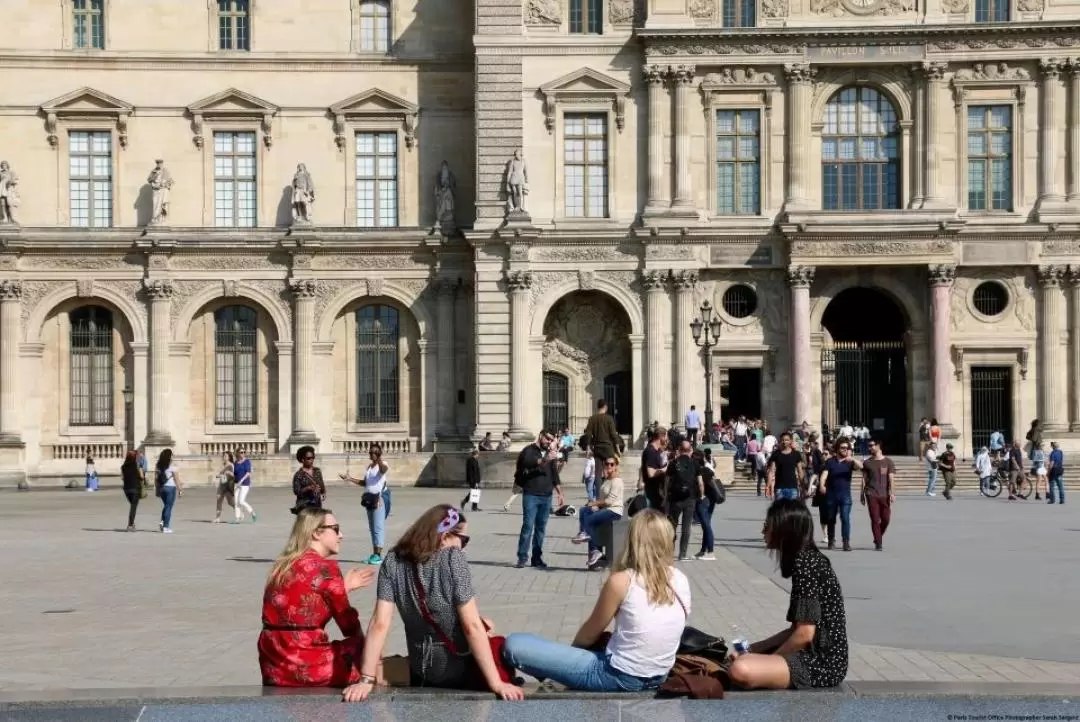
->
xmin=1037 ymin=59 xmax=1069 ymax=217
xmin=1039 ymin=265 xmax=1068 ymax=433
xmin=787 ymin=266 xmax=815 ymax=428
xmin=1068 ymin=60 xmax=1080 ymax=204
xmin=433 ymin=278 xmax=458 ymax=438
xmin=643 ymin=65 xmax=671 ymax=217
xmin=929 ymin=264 xmax=957 ymax=437
xmin=643 ymin=270 xmax=669 ymax=429
xmin=670 ymin=65 xmax=698 ymax=217
xmin=921 ymin=62 xmax=949 ymax=210
xmin=507 ymin=270 xmax=533 ymax=439
xmin=288 ymin=279 xmax=319 ymax=447
xmin=1069 ymin=267 xmax=1080 ymax=431
xmin=143 ymin=279 xmax=174 ymax=446
xmin=0 ymin=280 xmax=23 ymax=446
xmin=784 ymin=64 xmax=816 ymax=213
xmin=673 ymin=270 xmax=698 ymax=426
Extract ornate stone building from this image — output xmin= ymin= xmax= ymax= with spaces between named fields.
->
xmin=2 ymin=0 xmax=1080 ymax=482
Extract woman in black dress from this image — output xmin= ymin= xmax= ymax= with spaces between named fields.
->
xmin=729 ymin=499 xmax=848 ymax=689
xmin=291 ymin=445 xmax=326 ymax=514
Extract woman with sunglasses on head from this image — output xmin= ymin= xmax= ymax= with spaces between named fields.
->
xmin=341 ymin=444 xmax=390 ymax=565
xmin=259 ymin=508 xmax=377 ymax=687
xmin=343 ymin=505 xmax=525 ymax=702
xmin=571 ymin=456 xmax=624 ymax=569
xmin=818 ymin=441 xmax=862 ymax=552
xmin=292 ymin=446 xmax=326 ymax=514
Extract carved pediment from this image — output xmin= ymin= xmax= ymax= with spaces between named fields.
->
xmin=539 ymin=68 xmax=631 ymax=133
xmin=186 ymin=88 xmax=279 ymax=149
xmin=329 ymin=89 xmax=420 ymax=151
xmin=40 ymin=87 xmax=134 ymax=149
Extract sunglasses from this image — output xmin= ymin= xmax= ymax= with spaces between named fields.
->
xmin=452 ymin=532 xmax=471 ymax=549
xmin=318 ymin=524 xmax=341 ymax=534
xmin=604 ymin=461 xmax=618 ymax=467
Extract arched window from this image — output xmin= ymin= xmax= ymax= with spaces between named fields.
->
xmin=356 ymin=305 xmax=400 ymax=423
xmin=358 ymin=0 xmax=390 ymax=53
xmin=543 ymin=372 xmax=569 ymax=433
xmin=215 ymin=306 xmax=258 ymax=424
xmin=70 ymin=306 xmax=113 ymax=426
xmin=822 ymin=87 xmax=901 ymax=211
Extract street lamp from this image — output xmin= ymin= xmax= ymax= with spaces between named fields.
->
xmin=690 ymin=300 xmax=723 ymax=439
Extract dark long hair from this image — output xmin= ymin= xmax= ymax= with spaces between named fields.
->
xmin=765 ymin=499 xmax=817 ymax=578
xmin=155 ymin=448 xmax=173 ymax=472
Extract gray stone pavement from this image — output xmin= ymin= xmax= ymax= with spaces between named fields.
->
xmin=2 ymin=485 xmax=1079 ymax=696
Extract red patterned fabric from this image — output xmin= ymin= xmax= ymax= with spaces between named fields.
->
xmin=258 ymin=549 xmax=365 ymax=687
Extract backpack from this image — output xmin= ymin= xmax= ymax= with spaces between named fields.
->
xmin=668 ymin=456 xmax=697 ymax=502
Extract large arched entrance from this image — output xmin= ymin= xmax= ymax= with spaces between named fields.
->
xmin=821 ymin=287 xmax=909 ymax=454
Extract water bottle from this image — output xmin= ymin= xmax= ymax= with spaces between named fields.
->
xmin=730 ymin=624 xmax=751 ymax=655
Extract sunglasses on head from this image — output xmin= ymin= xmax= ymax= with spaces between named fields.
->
xmin=318 ymin=524 xmax=341 ymax=534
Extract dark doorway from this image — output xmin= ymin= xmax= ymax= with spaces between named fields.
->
xmin=722 ymin=368 xmax=762 ymax=421
xmin=603 ymin=370 xmax=632 ymax=435
xmin=970 ymin=366 xmax=1012 ymax=455
xmin=820 ymin=287 xmax=909 ymax=454
xmin=542 ymin=372 xmax=569 ymax=433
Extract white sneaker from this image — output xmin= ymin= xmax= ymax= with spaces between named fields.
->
xmin=695 ymin=553 xmax=716 ymax=561
xmin=163 ymin=527 xmax=173 ymax=534
xmin=678 ymin=555 xmax=694 ymax=562
xmin=571 ymin=532 xmax=591 ymax=544
xmin=587 ymin=549 xmax=603 ymax=567
xmin=926 ymin=492 xmax=936 ymax=497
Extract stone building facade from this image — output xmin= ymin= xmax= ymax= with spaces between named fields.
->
xmin=2 ymin=0 xmax=1080 ymax=482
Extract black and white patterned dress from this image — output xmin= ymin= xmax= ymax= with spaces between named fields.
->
xmin=785 ymin=548 xmax=849 ymax=689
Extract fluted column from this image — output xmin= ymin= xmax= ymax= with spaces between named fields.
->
xmin=928 ymin=265 xmax=956 ymax=432
xmin=0 ymin=280 xmax=22 ymax=443
xmin=671 ymin=65 xmax=695 ymax=210
xmin=673 ymin=271 xmax=697 ymax=425
xmin=922 ymin=61 xmax=948 ymax=209
xmin=289 ymin=279 xmax=318 ymax=444
xmin=1069 ymin=60 xmax=1080 ymax=202
xmin=784 ymin=64 xmax=816 ymax=211
xmin=1038 ymin=265 xmax=1068 ymax=432
xmin=787 ymin=266 xmax=814 ymax=427
xmin=507 ymin=271 xmax=533 ymax=437
xmin=643 ymin=270 xmax=669 ymax=428
xmin=644 ymin=65 xmax=670 ymax=215
xmin=630 ymin=335 xmax=644 ymax=442
xmin=433 ymin=278 xmax=457 ymax=437
xmin=1069 ymin=267 xmax=1080 ymax=430
xmin=1039 ymin=59 xmax=1066 ymax=210
xmin=144 ymin=279 xmax=174 ymax=445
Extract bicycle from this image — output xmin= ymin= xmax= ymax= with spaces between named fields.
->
xmin=980 ymin=468 xmax=1004 ymax=498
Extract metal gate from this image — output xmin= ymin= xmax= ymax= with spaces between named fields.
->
xmin=603 ymin=370 xmax=632 ymax=435
xmin=970 ymin=366 xmax=1012 ymax=454
xmin=542 ymin=372 xmax=569 ymax=433
xmin=821 ymin=340 xmax=908 ymax=453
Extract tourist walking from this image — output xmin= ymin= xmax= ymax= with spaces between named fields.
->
xmin=693 ymin=448 xmax=717 ymax=561
xmin=639 ymin=426 xmax=668 ymax=509
xmin=818 ymin=440 xmax=861 ymax=552
xmin=1048 ymin=441 xmax=1065 ymax=504
xmin=1026 ymin=419 xmax=1043 ymax=460
xmin=665 ymin=440 xmax=703 ymax=562
xmin=1031 ymin=442 xmax=1048 ymax=501
xmin=938 ymin=443 xmax=958 ymax=501
xmin=514 ymin=430 xmax=563 ymax=569
xmin=120 ymin=450 xmax=142 ymax=531
xmin=154 ymin=449 xmax=183 ymax=534
xmin=572 ymin=456 xmax=625 ymax=569
xmin=214 ymin=451 xmax=236 ymax=523
xmin=1007 ymin=440 xmax=1025 ymax=501
xmin=85 ymin=452 xmax=98 ymax=492
xmin=461 ymin=448 xmax=482 ymax=511
xmin=292 ymin=446 xmax=326 ymax=514
xmin=974 ymin=446 xmax=993 ymax=496
xmin=583 ymin=399 xmax=624 ymax=488
xmin=861 ymin=440 xmax=895 ymax=551
xmin=924 ymin=444 xmax=938 ymax=496
xmin=342 ymin=445 xmax=390 ymax=565
xmin=685 ymin=405 xmax=702 ymax=446
xmin=917 ymin=417 xmax=931 ymax=459
xmin=766 ymin=432 xmax=804 ymax=501
xmin=929 ymin=418 xmax=942 ymax=450
xmin=733 ymin=416 xmax=749 ymax=462
xmin=233 ymin=447 xmax=256 ymax=522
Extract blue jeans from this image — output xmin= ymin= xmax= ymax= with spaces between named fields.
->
xmin=825 ymin=497 xmax=853 ymax=542
xmin=584 ymin=477 xmax=597 ymax=503
xmin=517 ymin=493 xmax=552 ymax=564
xmin=695 ymin=498 xmax=715 ymax=553
xmin=1049 ymin=474 xmax=1065 ymax=503
xmin=159 ymin=486 xmax=176 ymax=529
xmin=381 ymin=488 xmax=392 ymax=520
xmin=579 ymin=507 xmax=620 ymax=554
xmin=367 ymin=501 xmax=386 ymax=549
xmin=503 ymin=633 xmax=666 ymax=692
xmin=926 ymin=468 xmax=937 ymax=494
xmin=734 ymin=436 xmax=747 ymax=462
xmin=775 ymin=487 xmax=800 ymax=501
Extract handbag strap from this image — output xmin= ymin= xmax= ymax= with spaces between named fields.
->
xmin=410 ymin=564 xmax=459 ymax=655
xmin=669 ymin=580 xmax=688 ymax=618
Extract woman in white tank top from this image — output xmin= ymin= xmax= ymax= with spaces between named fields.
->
xmin=503 ymin=509 xmax=690 ymax=691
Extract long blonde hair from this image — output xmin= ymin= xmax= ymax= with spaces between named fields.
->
xmin=612 ymin=509 xmax=676 ymax=606
xmin=268 ymin=507 xmax=331 ymax=586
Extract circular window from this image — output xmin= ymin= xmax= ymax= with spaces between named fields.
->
xmin=972 ymin=281 xmax=1009 ymax=317
xmin=722 ymin=285 xmax=758 ymax=319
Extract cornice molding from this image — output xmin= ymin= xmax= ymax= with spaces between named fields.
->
xmin=0 ymin=51 xmax=472 ymax=72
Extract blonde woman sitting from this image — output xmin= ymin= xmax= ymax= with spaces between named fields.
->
xmin=503 ymin=509 xmax=690 ymax=692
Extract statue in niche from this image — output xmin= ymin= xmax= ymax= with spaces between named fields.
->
xmin=291 ymin=163 xmax=315 ymax=225
xmin=434 ymin=160 xmax=456 ymax=228
xmin=147 ymin=159 xmax=174 ymax=226
xmin=504 ymin=150 xmax=529 ymax=217
xmin=0 ymin=161 xmax=18 ymax=225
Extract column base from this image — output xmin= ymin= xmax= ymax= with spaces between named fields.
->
xmin=509 ymin=427 xmax=534 ymax=442
xmin=1034 ymin=196 xmax=1074 ymax=222
xmin=0 ymin=433 xmax=24 ymax=448
xmin=288 ymin=431 xmax=320 ymax=445
xmin=142 ymin=432 xmax=175 ymax=447
xmin=936 ymin=422 xmax=961 ymax=442
xmin=641 ymin=202 xmax=672 ymax=219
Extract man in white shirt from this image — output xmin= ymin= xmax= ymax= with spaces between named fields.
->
xmin=685 ymin=405 xmax=703 ymax=446
xmin=974 ymin=446 xmax=993 ymax=493
xmin=924 ymin=444 xmax=939 ymax=496
xmin=761 ymin=431 xmax=777 ymax=458
xmin=733 ymin=416 xmax=749 ymax=463
xmin=839 ymin=420 xmax=854 ymax=442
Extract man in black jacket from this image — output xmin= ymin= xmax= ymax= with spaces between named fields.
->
xmin=583 ymin=399 xmax=625 ymax=484
xmin=461 ymin=448 xmax=482 ymax=511
xmin=514 ymin=429 xmax=563 ymax=569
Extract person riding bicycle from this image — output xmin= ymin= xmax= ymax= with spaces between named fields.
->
xmin=1007 ymin=440 xmax=1025 ymax=501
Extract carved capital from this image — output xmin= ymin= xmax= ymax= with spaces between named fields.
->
xmin=143 ymin=279 xmax=175 ymax=300
xmin=1069 ymin=265 xmax=1080 ymax=286
xmin=641 ymin=269 xmax=670 ymax=292
xmin=289 ymin=278 xmax=319 ymax=299
xmin=0 ymin=279 xmax=21 ymax=301
xmin=672 ymin=270 xmax=698 ymax=291
xmin=786 ymin=265 xmax=815 ymax=288
xmin=783 ymin=63 xmax=816 ymax=86
xmin=644 ymin=65 xmax=670 ymax=86
xmin=1040 ymin=57 xmax=1064 ymax=80
xmin=921 ymin=61 xmax=948 ymax=82
xmin=432 ymin=278 xmax=459 ymax=298
xmin=928 ymin=264 xmax=956 ymax=287
xmin=505 ymin=270 xmax=533 ymax=293
xmin=672 ymin=65 xmax=695 ymax=86
xmin=1038 ymin=264 xmax=1067 ymax=288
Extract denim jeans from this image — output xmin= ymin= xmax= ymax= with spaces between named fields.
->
xmin=1049 ymin=474 xmax=1065 ymax=503
xmin=517 ymin=493 xmax=552 ymax=564
xmin=502 ymin=633 xmax=666 ymax=692
xmin=579 ymin=506 xmax=620 ymax=554
xmin=734 ymin=436 xmax=747 ymax=462
xmin=925 ymin=468 xmax=937 ymax=494
xmin=584 ymin=477 xmax=597 ymax=503
xmin=825 ymin=497 xmax=853 ymax=543
xmin=775 ymin=487 xmax=800 ymax=501
xmin=381 ymin=488 xmax=392 ymax=520
xmin=695 ymin=498 xmax=715 ymax=554
xmin=159 ymin=486 xmax=177 ymax=529
xmin=367 ymin=501 xmax=386 ymax=549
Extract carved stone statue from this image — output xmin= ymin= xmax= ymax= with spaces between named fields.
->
xmin=504 ymin=150 xmax=529 ymax=217
xmin=434 ymin=160 xmax=456 ymax=228
xmin=147 ymin=159 xmax=173 ymax=226
xmin=291 ymin=163 xmax=315 ymax=225
xmin=0 ymin=161 xmax=19 ymax=226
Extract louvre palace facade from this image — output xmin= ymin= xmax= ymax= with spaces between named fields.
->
xmin=3 ymin=0 xmax=1080 ymax=483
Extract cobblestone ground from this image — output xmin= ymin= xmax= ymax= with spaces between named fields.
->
xmin=2 ymin=485 xmax=1079 ymax=691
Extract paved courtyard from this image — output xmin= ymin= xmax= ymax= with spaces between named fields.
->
xmin=2 ymin=484 xmax=1079 ymax=695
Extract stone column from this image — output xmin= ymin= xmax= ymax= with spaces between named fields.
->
xmin=1038 ymin=265 xmax=1068 ymax=432
xmin=507 ymin=270 xmax=533 ymax=438
xmin=671 ymin=65 xmax=696 ymax=211
xmin=928 ymin=265 xmax=956 ymax=434
xmin=1069 ymin=267 xmax=1080 ymax=431
xmin=1069 ymin=61 xmax=1080 ymax=203
xmin=644 ymin=65 xmax=670 ymax=215
xmin=433 ymin=278 xmax=457 ymax=438
xmin=787 ymin=267 xmax=814 ymax=427
xmin=910 ymin=67 xmax=926 ymax=209
xmin=630 ymin=335 xmax=644 ymax=442
xmin=0 ymin=280 xmax=22 ymax=444
xmin=143 ymin=279 xmax=174 ymax=445
xmin=922 ymin=61 xmax=948 ymax=209
xmin=643 ymin=270 xmax=669 ymax=429
xmin=289 ymin=279 xmax=319 ymax=445
xmin=1039 ymin=59 xmax=1066 ymax=210
xmin=783 ymin=64 xmax=816 ymax=212
xmin=673 ymin=270 xmax=697 ymax=426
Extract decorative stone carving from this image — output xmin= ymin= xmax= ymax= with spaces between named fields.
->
xmin=928 ymin=264 xmax=956 ymax=287
xmin=1018 ymin=0 xmax=1044 ymax=10
xmin=291 ymin=163 xmax=315 ymax=225
xmin=504 ymin=151 xmax=529 ymax=218
xmin=641 ymin=270 xmax=670 ymax=292
xmin=812 ymin=0 xmax=912 ymax=14
xmin=672 ymin=65 xmax=695 ymax=86
xmin=77 ymin=279 xmax=95 ymax=298
xmin=529 ymin=272 xmax=565 ymax=312
xmin=223 ymin=280 xmax=238 ymax=298
xmin=930 ymin=37 xmax=1080 ymax=52
xmin=540 ymin=68 xmax=631 ymax=134
xmin=1038 ymin=265 xmax=1067 ymax=287
xmin=310 ymin=254 xmax=424 ymax=270
xmin=940 ymin=0 xmax=969 ymax=12
xmin=1043 ymin=239 xmax=1080 ymax=255
xmin=790 ymin=239 xmax=953 ymax=257
xmin=1014 ymin=276 xmax=1037 ymax=332
xmin=702 ymin=68 xmax=778 ymax=86
xmin=362 ymin=277 xmax=382 ymax=298
xmin=20 ymin=255 xmax=133 ymax=270
xmin=169 ymin=254 xmax=279 ymax=270
xmin=644 ymin=65 xmax=669 ymax=86
xmin=784 ymin=63 xmax=816 ymax=85
xmin=505 ymin=270 xmax=533 ymax=293
xmin=689 ymin=0 xmax=716 ymax=18
xmin=953 ymin=63 xmax=1032 ymax=81
xmin=289 ymin=279 xmax=319 ymax=299
xmin=525 ymin=0 xmax=561 ymax=25
xmin=672 ymin=270 xmax=698 ymax=291
xmin=508 ymin=242 xmax=531 ymax=262
xmin=921 ymin=61 xmax=949 ymax=82
xmin=434 ymin=161 xmax=456 ymax=230
xmin=545 ymin=245 xmax=632 ymax=262
xmin=786 ymin=266 xmax=815 ymax=288
xmin=647 ymin=43 xmax=803 ymax=56
xmin=0 ymin=161 xmax=20 ymax=225
xmin=143 ymin=279 xmax=175 ymax=300
xmin=645 ymin=245 xmax=695 ymax=261
xmin=609 ymin=0 xmax=636 ymax=23
xmin=0 ymin=279 xmax=22 ymax=300
xmin=147 ymin=160 xmax=174 ymax=227
xmin=542 ymin=292 xmax=631 ymax=385
xmin=578 ymin=271 xmax=595 ymax=291
xmin=19 ymin=281 xmax=58 ymax=331
xmin=761 ymin=0 xmax=789 ymax=15
xmin=1039 ymin=57 xmax=1064 ymax=79
xmin=166 ymin=280 xmax=212 ymax=332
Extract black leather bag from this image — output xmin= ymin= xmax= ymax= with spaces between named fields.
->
xmin=677 ymin=626 xmax=729 ymax=665
xmin=361 ymin=492 xmax=380 ymax=510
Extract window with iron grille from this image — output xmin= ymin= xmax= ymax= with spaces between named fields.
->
xmin=722 ymin=285 xmax=758 ymax=319
xmin=716 ymin=109 xmax=760 ymax=215
xmin=214 ymin=131 xmax=257 ymax=228
xmin=218 ymin=0 xmax=250 ymax=50
xmin=356 ymin=305 xmax=400 ymax=424
xmin=359 ymin=0 xmax=390 ymax=52
xmin=569 ymin=0 xmax=602 ymax=33
xmin=73 ymin=0 xmax=105 ymax=49
xmin=543 ymin=372 xmax=569 ymax=433
xmin=822 ymin=87 xmax=901 ymax=210
xmin=356 ymin=132 xmax=398 ymax=227
xmin=972 ymin=281 xmax=1009 ymax=317
xmin=215 ymin=306 xmax=258 ymax=425
xmin=975 ymin=0 xmax=1009 ymax=22
xmin=70 ymin=306 xmax=113 ymax=426
xmin=69 ymin=131 xmax=112 ymax=228
xmin=564 ymin=114 xmax=608 ymax=218
xmin=722 ymin=0 xmax=756 ymax=27
xmin=967 ymin=105 xmax=1012 ymax=211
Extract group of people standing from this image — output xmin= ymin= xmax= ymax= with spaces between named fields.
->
xmin=117 ymin=447 xmax=186 ymax=533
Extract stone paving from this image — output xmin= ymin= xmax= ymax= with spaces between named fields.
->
xmin=2 ymin=484 xmax=1079 ymax=694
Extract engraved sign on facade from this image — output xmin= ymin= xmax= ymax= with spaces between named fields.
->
xmin=807 ymin=45 xmax=925 ymax=63
xmin=709 ymin=244 xmax=774 ymax=266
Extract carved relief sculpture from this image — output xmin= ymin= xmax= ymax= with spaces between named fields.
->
xmin=689 ymin=0 xmax=716 ymax=18
xmin=761 ymin=0 xmax=790 ymax=16
xmin=703 ymin=68 xmax=777 ymax=86
xmin=146 ymin=160 xmax=173 ymax=226
xmin=504 ymin=150 xmax=529 ymax=218
xmin=940 ymin=0 xmax=969 ymax=12
xmin=0 ymin=161 xmax=20 ymax=225
xmin=609 ymin=0 xmax=636 ymax=23
xmin=291 ymin=163 xmax=315 ymax=225
xmin=953 ymin=63 xmax=1031 ymax=81
xmin=525 ymin=0 xmax=562 ymax=25
xmin=434 ymin=160 xmax=456 ymax=229
xmin=1017 ymin=0 xmax=1044 ymax=11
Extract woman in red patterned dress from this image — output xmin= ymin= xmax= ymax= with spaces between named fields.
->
xmin=259 ymin=507 xmax=377 ymax=686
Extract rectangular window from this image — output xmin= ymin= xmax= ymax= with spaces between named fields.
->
xmin=356 ymin=306 xmax=400 ymax=424
xmin=569 ymin=0 xmax=602 ymax=34
xmin=70 ymin=308 xmax=113 ymax=427
xmin=974 ymin=0 xmax=1009 ymax=21
xmin=359 ymin=0 xmax=390 ymax=52
xmin=73 ymin=0 xmax=105 ymax=49
xmin=218 ymin=0 xmax=250 ymax=50
xmin=69 ymin=131 xmax=112 ymax=228
xmin=356 ymin=132 xmax=399 ymax=227
xmin=722 ymin=0 xmax=756 ymax=27
xmin=564 ymin=114 xmax=609 ymax=218
xmin=715 ymin=110 xmax=761 ymax=215
xmin=967 ymin=105 xmax=1012 ymax=211
xmin=215 ymin=307 xmax=258 ymax=425
xmin=214 ymin=131 xmax=257 ymax=228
